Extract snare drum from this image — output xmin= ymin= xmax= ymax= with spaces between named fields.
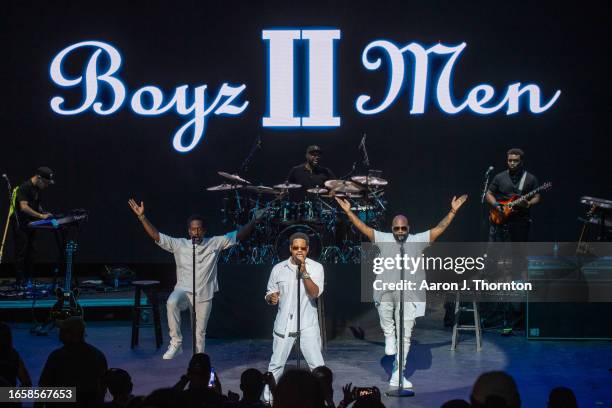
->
xmin=299 ymin=200 xmax=322 ymax=224
xmin=271 ymin=200 xmax=299 ymax=224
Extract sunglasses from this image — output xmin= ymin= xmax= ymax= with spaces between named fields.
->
xmin=291 ymin=246 xmax=308 ymax=251
xmin=392 ymin=226 xmax=408 ymax=232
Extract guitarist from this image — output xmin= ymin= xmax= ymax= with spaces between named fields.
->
xmin=486 ymin=148 xmax=540 ymax=242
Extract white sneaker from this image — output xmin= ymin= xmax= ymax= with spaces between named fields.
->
xmin=262 ymin=385 xmax=272 ymax=404
xmin=384 ymin=335 xmax=397 ymax=355
xmin=163 ymin=343 xmax=183 ymax=360
xmin=389 ymin=370 xmax=413 ymax=388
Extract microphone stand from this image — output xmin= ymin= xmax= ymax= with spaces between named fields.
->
xmin=192 ymin=237 xmax=197 ymax=355
xmin=295 ymin=258 xmax=302 ymax=369
xmin=359 ymin=133 xmax=370 ymax=169
xmin=239 ymin=134 xmax=262 ymax=175
xmin=386 ymin=241 xmax=414 ymax=397
xmin=0 ymin=175 xmax=14 ymax=263
xmin=480 ymin=168 xmax=492 ymax=204
xmin=480 ymin=168 xmax=493 ymax=242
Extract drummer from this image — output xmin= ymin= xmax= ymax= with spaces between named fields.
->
xmin=286 ymin=145 xmax=336 ymax=199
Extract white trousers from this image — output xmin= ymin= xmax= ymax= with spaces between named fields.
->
xmin=376 ymin=301 xmax=416 ymax=372
xmin=166 ymin=288 xmax=212 ymax=353
xmin=268 ymin=325 xmax=324 ymax=381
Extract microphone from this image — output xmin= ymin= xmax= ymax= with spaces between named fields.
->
xmin=396 ymin=234 xmax=408 ymax=243
xmin=485 ymin=166 xmax=494 ymax=176
xmin=1 ymin=174 xmax=7 ymax=179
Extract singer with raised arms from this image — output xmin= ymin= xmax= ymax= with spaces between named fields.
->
xmin=335 ymin=194 xmax=467 ymax=390
xmin=128 ymin=199 xmax=266 ymax=359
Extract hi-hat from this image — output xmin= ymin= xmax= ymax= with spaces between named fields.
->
xmin=307 ymin=187 xmax=328 ymax=194
xmin=273 ymin=182 xmax=302 ymax=189
xmin=351 ymin=175 xmax=389 ymax=186
xmin=206 ymin=183 xmax=244 ymax=191
xmin=246 ymin=185 xmax=278 ymax=195
xmin=324 ymin=179 xmax=364 ymax=194
xmin=322 ymin=192 xmax=362 ymax=198
xmin=218 ymin=171 xmax=251 ymax=185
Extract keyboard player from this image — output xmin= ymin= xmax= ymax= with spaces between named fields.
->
xmin=11 ymin=167 xmax=55 ymax=286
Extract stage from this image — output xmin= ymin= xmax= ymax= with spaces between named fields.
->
xmin=8 ymin=300 xmax=611 ymax=407
xmin=2 ymin=1 xmax=612 ymax=407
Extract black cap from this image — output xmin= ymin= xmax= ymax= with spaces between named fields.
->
xmin=36 ymin=167 xmax=55 ymax=184
xmin=306 ymin=145 xmax=323 ymax=154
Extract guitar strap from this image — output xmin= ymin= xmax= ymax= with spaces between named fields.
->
xmin=518 ymin=171 xmax=528 ymax=193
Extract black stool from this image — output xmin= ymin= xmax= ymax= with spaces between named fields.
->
xmin=131 ymin=280 xmax=163 ymax=349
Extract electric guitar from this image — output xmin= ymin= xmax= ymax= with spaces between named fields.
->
xmin=50 ymin=241 xmax=83 ymax=321
xmin=489 ymin=182 xmax=552 ymax=225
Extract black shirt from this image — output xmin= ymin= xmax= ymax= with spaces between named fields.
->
xmin=488 ymin=169 xmax=539 ymax=218
xmin=287 ymin=164 xmax=335 ymax=190
xmin=39 ymin=342 xmax=108 ymax=406
xmin=14 ymin=179 xmax=42 ymax=224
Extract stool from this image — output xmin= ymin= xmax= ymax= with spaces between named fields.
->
xmin=451 ymin=292 xmax=482 ymax=351
xmin=131 ymin=280 xmax=163 ymax=349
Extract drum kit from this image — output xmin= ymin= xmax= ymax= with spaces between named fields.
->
xmin=207 ymin=170 xmax=389 ymax=264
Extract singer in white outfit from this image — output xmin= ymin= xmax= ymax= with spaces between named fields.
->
xmin=128 ymin=199 xmax=264 ymax=359
xmin=264 ymin=232 xmax=325 ymax=398
xmin=336 ymin=195 xmax=467 ymax=389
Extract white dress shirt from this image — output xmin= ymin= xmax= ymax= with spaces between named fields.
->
xmin=157 ymin=231 xmax=237 ymax=302
xmin=266 ymin=258 xmax=324 ymax=336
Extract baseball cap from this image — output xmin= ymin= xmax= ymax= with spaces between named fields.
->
xmin=36 ymin=167 xmax=55 ymax=184
xmin=306 ymin=145 xmax=323 ymax=154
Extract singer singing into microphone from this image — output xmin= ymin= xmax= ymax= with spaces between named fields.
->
xmin=128 ymin=199 xmax=265 ymax=359
xmin=335 ymin=195 xmax=467 ymax=389
xmin=263 ymin=232 xmax=325 ymax=401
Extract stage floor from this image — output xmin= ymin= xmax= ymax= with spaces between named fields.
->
xmin=10 ymin=310 xmax=612 ymax=408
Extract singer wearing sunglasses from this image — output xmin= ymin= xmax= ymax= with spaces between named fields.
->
xmin=335 ymin=194 xmax=467 ymax=389
xmin=264 ymin=232 xmax=325 ymax=401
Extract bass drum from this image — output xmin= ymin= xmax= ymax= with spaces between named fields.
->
xmin=275 ymin=224 xmax=322 ymax=261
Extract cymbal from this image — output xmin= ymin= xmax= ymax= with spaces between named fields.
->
xmin=324 ymin=179 xmax=364 ymax=194
xmin=246 ymin=185 xmax=278 ymax=195
xmin=274 ymin=182 xmax=302 ymax=189
xmin=322 ymin=192 xmax=362 ymax=199
xmin=218 ymin=171 xmax=251 ymax=185
xmin=351 ymin=175 xmax=388 ymax=186
xmin=206 ymin=183 xmax=244 ymax=191
xmin=306 ymin=187 xmax=328 ymax=195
